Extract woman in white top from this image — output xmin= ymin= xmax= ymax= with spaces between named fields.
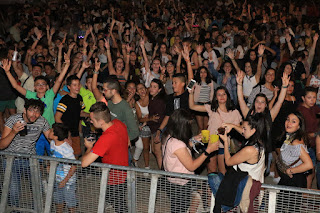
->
xmin=220 ymin=113 xmax=269 ymax=183
xmin=228 ymin=44 xmax=264 ymax=99
xmin=277 ymin=112 xmax=313 ymax=188
xmin=96 ymin=38 xmax=108 ymax=71
xmin=135 ymin=83 xmax=159 ymax=169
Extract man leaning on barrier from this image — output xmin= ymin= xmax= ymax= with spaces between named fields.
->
xmin=81 ymin=102 xmax=129 ymax=213
xmin=0 ymin=98 xmax=50 ymax=207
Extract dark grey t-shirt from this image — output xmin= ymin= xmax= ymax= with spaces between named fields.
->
xmin=4 ymin=113 xmax=50 ymax=154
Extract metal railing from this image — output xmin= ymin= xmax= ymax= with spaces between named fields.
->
xmin=0 ymin=151 xmax=320 ymax=213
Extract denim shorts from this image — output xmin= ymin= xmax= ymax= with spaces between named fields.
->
xmin=308 ymin=147 xmax=316 ymax=166
xmin=53 ymin=182 xmax=77 ymax=208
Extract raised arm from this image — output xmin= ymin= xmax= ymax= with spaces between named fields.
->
xmin=140 ymin=38 xmax=150 ymax=73
xmin=236 ymin=70 xmax=249 ymax=117
xmin=227 ymin=50 xmax=241 ymax=72
xmin=181 ymin=46 xmax=194 ymax=82
xmin=92 ymin=58 xmax=103 ymax=101
xmin=285 ymin=34 xmax=295 ymax=56
xmin=188 ymin=89 xmax=206 ymax=112
xmin=31 ymin=30 xmax=43 ymax=50
xmin=270 ymin=72 xmax=290 ymax=121
xmin=123 ymin=44 xmax=131 ymax=80
xmin=174 ymin=45 xmax=182 ymax=73
xmin=308 ymin=33 xmax=318 ymax=69
xmin=196 ymin=45 xmax=203 ymax=66
xmin=76 ymin=61 xmax=90 ymax=80
xmin=56 ymin=43 xmax=63 ymax=73
xmin=255 ymin=44 xmax=264 ymax=83
xmin=104 ymin=38 xmax=116 ymax=74
xmin=1 ymin=59 xmax=26 ymax=96
xmin=52 ymin=53 xmax=70 ymax=94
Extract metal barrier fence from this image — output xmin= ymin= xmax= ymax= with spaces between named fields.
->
xmin=0 ymin=151 xmax=320 ymax=213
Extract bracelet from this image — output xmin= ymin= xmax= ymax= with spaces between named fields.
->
xmin=282 ymin=85 xmax=288 ymax=88
xmin=204 ymin=150 xmax=210 ymax=156
xmin=93 ymin=71 xmax=99 ymax=74
xmin=258 ymin=54 xmax=263 ymax=58
xmin=157 ymin=128 xmax=162 ymax=133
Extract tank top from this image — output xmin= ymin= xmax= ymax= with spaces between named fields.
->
xmin=243 ymin=75 xmax=257 ymax=97
xmin=116 ymin=74 xmax=127 ymax=86
xmin=98 ymin=53 xmax=108 ymax=63
xmin=136 ymin=101 xmax=149 ymax=118
xmin=236 ymin=143 xmax=265 ymax=183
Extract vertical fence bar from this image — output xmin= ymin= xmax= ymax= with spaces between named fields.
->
xmin=44 ymin=160 xmax=58 ymax=213
xmin=0 ymin=156 xmax=14 ymax=213
xmin=97 ymin=168 xmax=110 ymax=213
xmin=127 ymin=170 xmax=136 ymax=213
xmin=30 ymin=158 xmax=43 ymax=213
xmin=268 ymin=189 xmax=277 ymax=213
xmin=148 ymin=174 xmax=159 ymax=213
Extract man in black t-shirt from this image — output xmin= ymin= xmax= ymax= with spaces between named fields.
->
xmin=55 ymin=75 xmax=87 ymax=158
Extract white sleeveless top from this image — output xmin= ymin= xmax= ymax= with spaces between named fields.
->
xmin=243 ymin=75 xmax=257 ymax=97
xmin=235 ymin=144 xmax=265 ymax=183
xmin=136 ymin=101 xmax=149 ymax=118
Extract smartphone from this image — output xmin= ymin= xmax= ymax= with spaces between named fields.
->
xmin=186 ymin=79 xmax=196 ymax=91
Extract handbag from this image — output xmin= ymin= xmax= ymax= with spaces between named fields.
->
xmin=275 ymin=154 xmax=300 ymax=174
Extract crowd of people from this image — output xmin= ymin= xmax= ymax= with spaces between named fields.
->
xmin=0 ymin=0 xmax=320 ymax=212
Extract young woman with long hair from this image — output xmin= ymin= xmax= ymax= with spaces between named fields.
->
xmin=189 ymin=86 xmax=242 ymax=174
xmin=192 ymin=66 xmax=215 ymax=132
xmin=161 ymin=109 xmax=219 ymax=213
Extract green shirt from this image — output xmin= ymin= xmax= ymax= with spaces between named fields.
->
xmin=79 ymin=87 xmax=96 ymax=126
xmin=108 ymin=99 xmax=139 ymax=140
xmin=26 ymin=88 xmax=55 ymax=127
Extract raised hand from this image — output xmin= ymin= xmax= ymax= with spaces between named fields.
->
xmin=94 ymin=58 xmax=101 ymax=71
xmin=0 ymin=59 xmax=12 ymax=72
xmin=281 ymin=71 xmax=290 ymax=87
xmin=181 ymin=46 xmax=190 ymax=61
xmin=258 ymin=44 xmax=265 ymax=56
xmin=226 ymin=49 xmax=235 ymax=60
xmin=82 ymin=61 xmax=90 ymax=69
xmin=50 ymin=27 xmax=55 ymax=36
xmin=160 ymin=65 xmax=166 ymax=74
xmin=139 ymin=38 xmax=145 ymax=48
xmin=236 ymin=70 xmax=245 ymax=85
xmin=64 ymin=53 xmax=70 ymax=64
xmin=313 ymin=33 xmax=319 ymax=42
xmin=104 ymin=38 xmax=110 ymax=49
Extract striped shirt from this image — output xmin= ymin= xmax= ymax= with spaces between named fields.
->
xmin=280 ymin=142 xmax=308 ymax=168
xmin=4 ymin=113 xmax=50 ymax=154
xmin=247 ymin=85 xmax=274 ymax=107
xmin=198 ymin=82 xmax=211 ymax=103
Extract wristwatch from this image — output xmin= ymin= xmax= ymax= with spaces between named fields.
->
xmin=204 ymin=150 xmax=210 ymax=156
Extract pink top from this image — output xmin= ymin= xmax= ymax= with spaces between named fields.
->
xmin=205 ymin=104 xmax=242 ymax=134
xmin=162 ymin=137 xmax=194 ymax=185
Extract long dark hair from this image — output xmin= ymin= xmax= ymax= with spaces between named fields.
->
xmin=279 ymin=111 xmax=309 ymax=146
xmin=195 ymin=66 xmax=211 ymax=84
xmin=211 ymin=86 xmax=235 ymax=112
xmin=243 ymin=113 xmax=269 ymax=152
xmin=162 ymin=109 xmax=193 ymax=146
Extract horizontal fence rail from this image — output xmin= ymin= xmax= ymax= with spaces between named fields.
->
xmin=0 ymin=151 xmax=320 ymax=213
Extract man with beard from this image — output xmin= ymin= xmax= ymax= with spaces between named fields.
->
xmin=0 ymin=98 xmax=50 ymax=207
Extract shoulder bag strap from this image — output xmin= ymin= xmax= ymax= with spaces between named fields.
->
xmin=161 ymin=136 xmax=172 ymax=171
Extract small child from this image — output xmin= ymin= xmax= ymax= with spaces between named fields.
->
xmin=49 ymin=123 xmax=77 ymax=213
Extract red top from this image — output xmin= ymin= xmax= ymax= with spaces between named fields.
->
xmin=91 ymin=119 xmax=129 ymax=185
xmin=297 ymin=104 xmax=320 ymax=147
